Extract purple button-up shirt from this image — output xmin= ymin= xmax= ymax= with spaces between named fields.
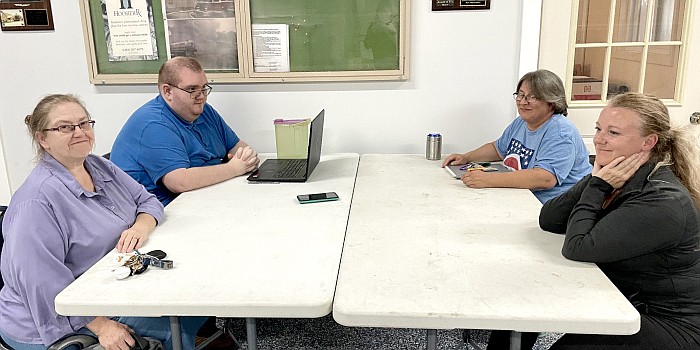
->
xmin=0 ymin=153 xmax=164 ymax=345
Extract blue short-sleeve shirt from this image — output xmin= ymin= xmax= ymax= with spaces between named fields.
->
xmin=111 ymin=96 xmax=240 ymax=206
xmin=495 ymin=114 xmax=591 ymax=203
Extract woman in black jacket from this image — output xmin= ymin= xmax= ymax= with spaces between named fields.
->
xmin=540 ymin=92 xmax=700 ymax=350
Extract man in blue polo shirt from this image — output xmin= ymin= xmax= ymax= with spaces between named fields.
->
xmin=111 ymin=57 xmax=259 ymax=206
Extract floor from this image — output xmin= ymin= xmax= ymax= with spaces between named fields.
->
xmin=212 ymin=315 xmax=562 ymax=350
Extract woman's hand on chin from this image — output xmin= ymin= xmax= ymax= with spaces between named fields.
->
xmin=593 ymin=152 xmax=649 ymax=189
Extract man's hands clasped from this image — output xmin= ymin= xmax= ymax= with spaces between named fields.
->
xmin=227 ymin=145 xmax=260 ymax=176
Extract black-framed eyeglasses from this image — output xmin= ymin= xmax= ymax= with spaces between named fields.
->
xmin=42 ymin=120 xmax=96 ymax=134
xmin=168 ymin=84 xmax=213 ymax=99
xmin=513 ymin=92 xmax=539 ymax=103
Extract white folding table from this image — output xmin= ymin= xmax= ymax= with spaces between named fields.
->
xmin=333 ymin=154 xmax=640 ymax=350
xmin=56 ymin=153 xmax=360 ymax=350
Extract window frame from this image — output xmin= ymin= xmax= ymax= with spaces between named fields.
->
xmin=566 ymin=0 xmax=691 ymax=107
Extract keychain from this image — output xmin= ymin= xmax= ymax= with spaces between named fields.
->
xmin=113 ymin=250 xmax=173 ymax=280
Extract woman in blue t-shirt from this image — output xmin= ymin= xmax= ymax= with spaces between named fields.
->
xmin=442 ymin=69 xmax=591 ymax=204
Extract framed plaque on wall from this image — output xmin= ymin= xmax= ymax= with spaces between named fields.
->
xmin=432 ymin=0 xmax=490 ymax=11
xmin=0 ymin=0 xmax=54 ymax=31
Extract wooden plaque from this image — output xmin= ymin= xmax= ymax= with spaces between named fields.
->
xmin=432 ymin=0 xmax=490 ymax=11
xmin=0 ymin=0 xmax=54 ymax=31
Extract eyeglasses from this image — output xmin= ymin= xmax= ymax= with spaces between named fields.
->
xmin=513 ymin=92 xmax=539 ymax=103
xmin=42 ymin=120 xmax=95 ymax=134
xmin=168 ymin=84 xmax=213 ymax=99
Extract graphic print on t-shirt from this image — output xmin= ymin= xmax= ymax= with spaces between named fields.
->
xmin=503 ymin=138 xmax=534 ymax=171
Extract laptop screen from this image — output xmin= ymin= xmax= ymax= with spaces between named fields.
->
xmin=305 ymin=109 xmax=324 ymax=176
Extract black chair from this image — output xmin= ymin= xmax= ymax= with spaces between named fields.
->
xmin=0 ymin=205 xmax=6 ymax=291
xmin=0 ymin=206 xmax=98 ymax=350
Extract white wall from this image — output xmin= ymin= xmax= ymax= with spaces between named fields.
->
xmin=0 ymin=1 xmax=526 ymax=196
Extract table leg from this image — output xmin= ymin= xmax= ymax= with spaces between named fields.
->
xmin=170 ymin=316 xmax=183 ymax=350
xmin=246 ymin=317 xmax=257 ymax=350
xmin=509 ymin=331 xmax=522 ymax=350
xmin=426 ymin=329 xmax=437 ymax=350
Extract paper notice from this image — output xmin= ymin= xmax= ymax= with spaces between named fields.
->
xmin=252 ymin=24 xmax=290 ymax=73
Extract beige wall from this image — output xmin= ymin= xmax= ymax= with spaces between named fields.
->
xmin=0 ymin=1 xmax=535 ymax=194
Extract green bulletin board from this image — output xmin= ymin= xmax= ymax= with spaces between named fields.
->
xmin=250 ymin=0 xmax=401 ymax=72
xmin=80 ymin=0 xmax=408 ymax=84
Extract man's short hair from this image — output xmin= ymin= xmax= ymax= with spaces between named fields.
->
xmin=158 ymin=57 xmax=204 ymax=86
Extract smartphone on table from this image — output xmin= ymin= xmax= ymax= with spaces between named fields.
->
xmin=297 ymin=192 xmax=339 ymax=204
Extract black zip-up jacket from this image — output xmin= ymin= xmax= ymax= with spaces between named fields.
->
xmin=540 ymin=162 xmax=700 ymax=337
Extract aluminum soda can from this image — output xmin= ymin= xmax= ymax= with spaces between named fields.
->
xmin=426 ymin=133 xmax=442 ymax=160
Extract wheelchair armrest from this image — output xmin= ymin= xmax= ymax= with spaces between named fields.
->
xmin=47 ymin=334 xmax=98 ymax=350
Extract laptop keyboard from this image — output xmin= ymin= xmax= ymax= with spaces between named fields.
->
xmin=274 ymin=159 xmax=306 ymax=178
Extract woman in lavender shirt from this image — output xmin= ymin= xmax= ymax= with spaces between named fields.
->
xmin=0 ymin=94 xmax=205 ymax=350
